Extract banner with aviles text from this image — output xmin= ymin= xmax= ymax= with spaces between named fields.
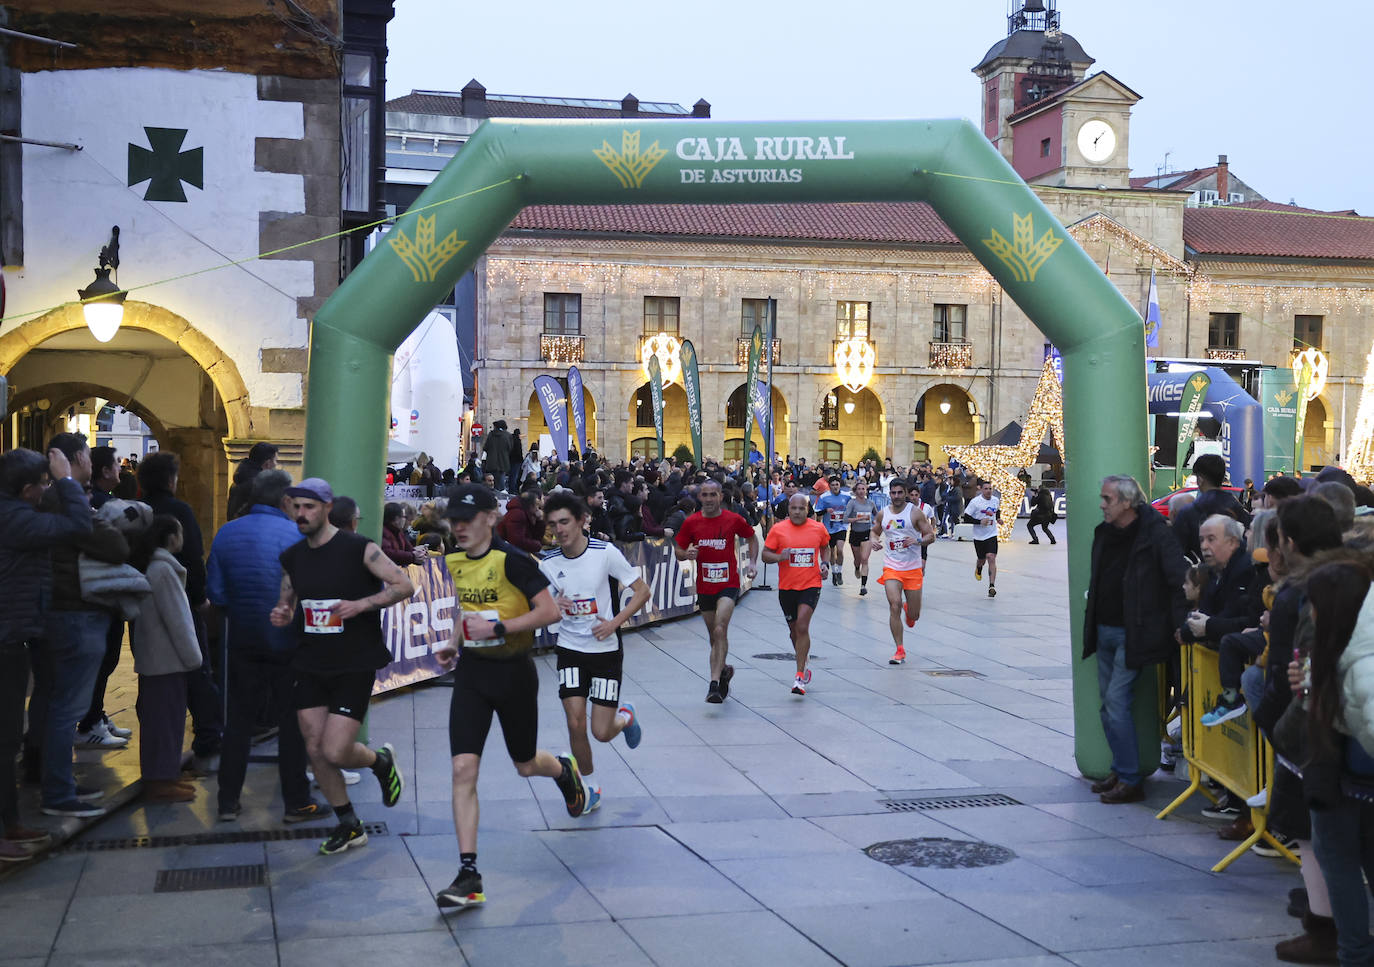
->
xmin=648 ymin=355 xmax=665 ymax=460
xmin=567 ymin=365 xmax=588 ymax=456
xmin=743 ymin=325 xmax=762 ymax=460
xmin=533 ymin=374 xmax=570 ymax=463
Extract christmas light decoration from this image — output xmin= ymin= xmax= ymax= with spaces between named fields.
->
xmin=1347 ymin=345 xmax=1374 ymax=484
xmin=944 ymin=357 xmax=1065 ymax=541
xmin=834 ymin=337 xmax=875 ymax=394
xmin=539 ymin=334 xmax=585 ymax=365
xmin=929 ymin=341 xmax=975 ymax=369
xmin=1291 ymin=347 xmax=1328 ymax=401
xmin=641 ymin=332 xmax=682 ymax=386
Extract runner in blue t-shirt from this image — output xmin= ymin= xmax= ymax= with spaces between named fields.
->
xmin=813 ymin=475 xmax=851 ymax=588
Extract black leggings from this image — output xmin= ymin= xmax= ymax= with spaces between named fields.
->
xmin=449 ymin=652 xmax=539 ymax=762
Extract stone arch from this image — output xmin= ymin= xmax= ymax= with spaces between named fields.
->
xmin=0 ymin=301 xmax=252 ymax=439
xmin=10 ymin=382 xmax=171 ymax=445
xmin=525 ymin=380 xmax=598 ymax=448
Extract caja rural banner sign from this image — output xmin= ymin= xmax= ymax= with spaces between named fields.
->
xmin=373 ymin=538 xmax=755 ymax=694
xmin=680 ymin=340 xmax=703 ymax=467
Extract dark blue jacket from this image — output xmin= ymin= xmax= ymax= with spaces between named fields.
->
xmin=0 ymin=479 xmax=93 ymax=643
xmin=206 ymin=504 xmax=300 ymax=656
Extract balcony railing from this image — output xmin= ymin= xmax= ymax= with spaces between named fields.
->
xmin=1206 ymin=346 xmax=1247 ymax=361
xmin=736 ymin=337 xmax=781 ymax=368
xmin=929 ymin=340 xmax=974 ymax=369
xmin=540 ymin=333 xmax=584 ymax=364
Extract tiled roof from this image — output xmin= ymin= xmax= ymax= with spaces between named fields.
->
xmin=1184 ymin=204 xmax=1374 ymax=260
xmin=1130 ymin=167 xmax=1214 ymax=191
xmin=385 ymin=92 xmax=692 ymax=119
xmin=508 ymin=203 xmax=962 ymax=246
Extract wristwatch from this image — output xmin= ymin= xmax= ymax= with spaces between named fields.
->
xmin=492 ymin=621 xmax=506 ymax=637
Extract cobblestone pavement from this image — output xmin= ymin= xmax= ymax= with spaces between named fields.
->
xmin=0 ymin=537 xmax=1302 ymax=966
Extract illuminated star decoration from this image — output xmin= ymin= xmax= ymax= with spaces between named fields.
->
xmin=944 ymin=357 xmax=1066 ymax=541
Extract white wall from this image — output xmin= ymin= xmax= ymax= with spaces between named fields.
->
xmin=13 ymin=68 xmax=314 ymax=407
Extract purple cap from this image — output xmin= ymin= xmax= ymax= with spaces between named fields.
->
xmin=284 ymin=477 xmax=334 ymax=504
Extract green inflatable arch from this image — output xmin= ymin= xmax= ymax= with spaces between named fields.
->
xmin=305 ymin=118 xmax=1152 ymax=779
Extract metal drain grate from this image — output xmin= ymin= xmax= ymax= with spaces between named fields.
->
xmin=883 ymin=793 xmax=1020 ymax=812
xmin=865 ymin=838 xmax=1016 ymax=870
xmin=922 ymin=669 xmax=984 ymax=678
xmin=65 ymin=821 xmax=389 ymax=852
xmin=753 ymin=652 xmax=823 ymax=661
xmin=155 ymin=864 xmax=266 ymax=893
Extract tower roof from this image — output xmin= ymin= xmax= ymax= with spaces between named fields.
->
xmin=973 ymin=29 xmax=1094 ymax=74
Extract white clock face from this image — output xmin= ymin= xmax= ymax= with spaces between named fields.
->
xmin=1077 ymin=120 xmax=1116 ymax=163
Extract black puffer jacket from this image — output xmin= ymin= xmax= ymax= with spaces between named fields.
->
xmin=1084 ymin=503 xmax=1189 ymax=669
xmin=37 ymin=481 xmax=129 ymax=614
xmin=0 ymin=480 xmax=94 ymax=641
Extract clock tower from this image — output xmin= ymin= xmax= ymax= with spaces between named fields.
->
xmin=972 ymin=0 xmax=1138 ymax=189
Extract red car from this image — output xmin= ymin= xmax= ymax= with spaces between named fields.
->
xmin=1151 ymin=486 xmax=1245 ymax=519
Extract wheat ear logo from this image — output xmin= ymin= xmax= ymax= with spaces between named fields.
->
xmin=388 ymin=214 xmax=467 ymax=283
xmin=1274 ymin=388 xmax=1295 ymax=407
xmin=1189 ymin=375 xmax=1209 ymax=395
xmin=594 ymin=130 xmax=667 ymax=189
xmin=983 ymin=212 xmax=1063 ymax=283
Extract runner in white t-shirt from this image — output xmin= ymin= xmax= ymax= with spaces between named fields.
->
xmin=964 ymin=480 xmax=1001 ymax=598
xmin=871 ymin=478 xmax=935 ymax=665
xmin=539 ymin=492 xmax=652 ymax=814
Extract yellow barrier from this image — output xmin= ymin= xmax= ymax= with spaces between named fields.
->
xmin=1156 ymin=642 xmax=1300 ymax=872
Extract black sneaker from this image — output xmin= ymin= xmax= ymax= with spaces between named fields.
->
xmin=218 ymin=802 xmax=242 ymax=823
xmin=554 ymin=753 xmax=587 ymax=818
xmin=74 ymin=785 xmax=104 ymax=803
xmin=437 ymin=867 xmax=486 ymax=910
xmin=1201 ymin=796 xmax=1242 ymax=820
xmin=41 ymin=799 xmax=106 ymax=819
xmin=372 ymin=743 xmax=404 ymax=807
xmin=1252 ymin=833 xmax=1301 ymax=858
xmin=988 ymin=586 xmax=997 ymax=598
xmin=705 ymin=682 xmax=723 ymax=704
xmin=284 ymin=800 xmax=333 ymax=824
xmin=719 ymin=664 xmax=735 ymax=700
xmin=318 ymin=820 xmax=367 ymax=855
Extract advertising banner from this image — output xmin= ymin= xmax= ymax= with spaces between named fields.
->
xmin=567 ymin=365 xmax=588 ymax=456
xmin=750 ymin=378 xmax=771 ymax=443
xmin=743 ymin=325 xmax=762 ymax=459
xmin=533 ymin=374 xmax=569 ymax=463
xmin=1174 ymin=372 xmax=1211 ymax=488
xmin=648 ymin=355 xmax=665 ymax=459
xmin=374 ymin=538 xmax=757 ymax=693
xmin=680 ymin=340 xmax=704 ymax=467
xmin=1260 ymin=368 xmax=1301 ymax=475
xmin=1294 ymin=361 xmax=1314 ymax=470
xmin=1016 ymin=487 xmax=1066 ymax=519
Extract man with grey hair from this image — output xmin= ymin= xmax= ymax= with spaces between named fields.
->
xmin=1083 ymin=475 xmax=1188 ymax=803
xmin=1185 ymin=514 xmax=1262 ymax=726
xmin=1311 ymin=480 xmax=1356 ymax=532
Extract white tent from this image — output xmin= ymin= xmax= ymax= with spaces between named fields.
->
xmin=386 ymin=438 xmax=420 ymax=463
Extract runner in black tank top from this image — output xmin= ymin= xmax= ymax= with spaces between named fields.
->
xmin=271 ymin=478 xmax=415 ymax=856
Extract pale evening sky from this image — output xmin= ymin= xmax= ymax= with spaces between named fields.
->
xmin=385 ymin=0 xmax=1369 ymax=218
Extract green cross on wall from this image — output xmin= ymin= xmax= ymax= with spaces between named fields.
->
xmin=128 ymin=127 xmax=204 ymax=202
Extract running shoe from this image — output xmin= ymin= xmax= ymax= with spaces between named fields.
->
xmin=437 ymin=868 xmax=486 ymax=910
xmin=859 ymin=586 xmax=868 ymax=597
xmin=75 ymin=721 xmax=128 ymax=748
xmin=705 ymin=681 xmax=723 ymax=704
xmin=308 ymin=768 xmax=361 ymax=786
xmin=988 ymin=586 xmax=996 ymax=598
xmin=1201 ymin=795 xmax=1242 ymax=820
xmin=836 ymin=571 xmax=843 ymax=587
xmin=1200 ymin=696 xmax=1246 ymax=728
xmin=802 ymin=668 xmax=812 ymax=685
xmin=889 ymin=647 xmax=906 ymax=665
xmin=41 ymin=799 xmax=105 ymax=819
xmin=903 ymin=600 xmax=916 ymax=628
xmin=585 ymin=785 xmax=602 ymax=814
xmin=719 ymin=664 xmax=735 ymax=700
xmin=218 ymin=802 xmax=241 ymax=823
xmin=554 ymin=753 xmax=587 ymax=818
xmin=372 ymin=742 xmax=405 ymax=807
xmin=618 ymin=701 xmax=642 ymax=749
xmin=791 ymin=676 xmax=806 ymax=696
xmin=284 ymin=800 xmax=333 ymax=824
xmin=319 ymin=820 xmax=367 ymax=855
xmin=975 ymin=564 xmax=983 ymax=581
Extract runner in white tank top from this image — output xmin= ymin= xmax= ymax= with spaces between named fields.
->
xmin=870 ymin=478 xmax=935 ymax=665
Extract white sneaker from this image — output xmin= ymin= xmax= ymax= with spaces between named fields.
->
xmin=1246 ymin=789 xmax=1267 ymax=809
xmin=102 ymin=715 xmax=133 ymax=739
xmin=76 ymin=720 xmax=128 ymax=748
xmin=307 ymin=769 xmax=361 ymax=786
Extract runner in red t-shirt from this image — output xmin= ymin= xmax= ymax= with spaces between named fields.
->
xmin=673 ymin=479 xmax=760 ymax=703
xmin=761 ymin=494 xmax=831 ymax=696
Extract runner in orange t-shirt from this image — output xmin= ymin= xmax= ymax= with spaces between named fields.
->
xmin=762 ymin=494 xmax=832 ymax=695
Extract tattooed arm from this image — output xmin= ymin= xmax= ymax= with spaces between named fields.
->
xmin=331 ymin=543 xmax=417 ymax=620
xmin=269 ymin=571 xmax=297 ymax=627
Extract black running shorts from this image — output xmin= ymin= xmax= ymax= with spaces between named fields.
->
xmin=848 ymin=528 xmax=871 ymax=548
xmin=827 ymin=531 xmax=846 ymax=548
xmin=448 ymin=653 xmax=539 ymax=762
xmin=699 ymin=587 xmax=740 ymax=612
xmin=778 ymin=587 xmax=821 ymax=623
xmin=294 ymin=669 xmax=375 ymax=722
xmin=974 ymin=537 xmax=999 ymax=559
xmin=556 ymin=647 xmax=624 ymax=707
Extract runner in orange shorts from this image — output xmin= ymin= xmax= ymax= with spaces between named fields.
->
xmin=871 ymin=478 xmax=935 ymax=665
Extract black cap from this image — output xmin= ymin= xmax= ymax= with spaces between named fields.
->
xmin=446 ymin=484 xmax=499 ymax=520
